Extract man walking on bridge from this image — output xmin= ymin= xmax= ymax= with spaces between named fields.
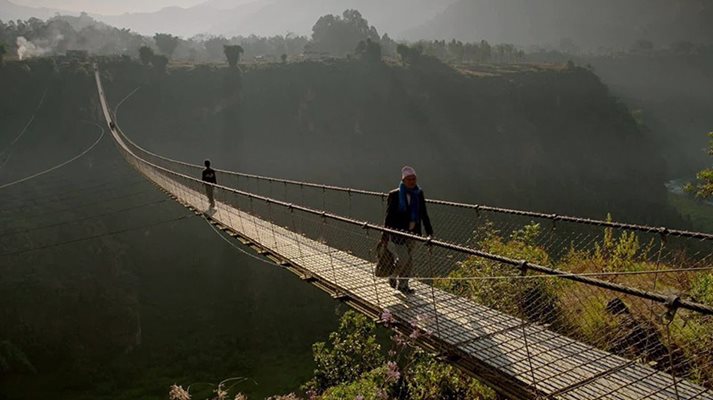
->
xmin=382 ymin=166 xmax=433 ymax=294
xmin=202 ymin=159 xmax=217 ymax=209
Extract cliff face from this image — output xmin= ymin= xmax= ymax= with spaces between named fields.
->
xmin=404 ymin=0 xmax=713 ymax=49
xmin=584 ymin=53 xmax=713 ymax=178
xmin=108 ymin=59 xmax=673 ymax=225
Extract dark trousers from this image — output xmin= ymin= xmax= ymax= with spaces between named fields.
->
xmin=205 ymin=184 xmax=215 ymax=206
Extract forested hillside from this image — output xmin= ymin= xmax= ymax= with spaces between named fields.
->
xmin=105 ymin=58 xmax=674 ymax=225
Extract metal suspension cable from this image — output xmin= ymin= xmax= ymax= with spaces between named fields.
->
xmin=0 ymin=176 xmax=146 ymax=211
xmin=410 ymin=265 xmax=713 ymax=280
xmin=0 ymin=187 xmax=159 ymax=222
xmin=110 ymin=110 xmax=713 ymax=241
xmin=0 ymin=121 xmax=106 ymax=190
xmin=114 ymin=86 xmax=141 ymax=117
xmin=0 ymin=88 xmax=48 ymax=169
xmin=201 ymin=214 xmax=286 ymax=267
xmin=0 ymin=156 xmax=136 ymax=198
xmin=0 ymin=214 xmax=190 ymax=258
xmin=0 ymin=198 xmax=168 ymax=238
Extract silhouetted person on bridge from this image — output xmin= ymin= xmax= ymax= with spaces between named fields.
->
xmin=202 ymin=159 xmax=217 ymax=208
xmin=381 ymin=166 xmax=433 ymax=294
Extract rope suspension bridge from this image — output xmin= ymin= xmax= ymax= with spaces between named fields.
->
xmin=83 ymin=66 xmax=713 ymax=398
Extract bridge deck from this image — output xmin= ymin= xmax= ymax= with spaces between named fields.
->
xmin=143 ymin=167 xmax=711 ymax=400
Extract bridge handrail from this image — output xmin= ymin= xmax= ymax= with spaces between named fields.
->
xmin=111 ymin=123 xmax=713 ymax=242
xmin=117 ymin=135 xmax=713 ymax=315
xmin=97 ymin=78 xmax=713 ymax=316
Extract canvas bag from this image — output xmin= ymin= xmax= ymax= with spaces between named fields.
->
xmin=374 ymin=240 xmax=396 ymax=277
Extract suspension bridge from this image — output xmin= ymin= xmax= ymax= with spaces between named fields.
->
xmin=86 ymin=66 xmax=713 ymax=399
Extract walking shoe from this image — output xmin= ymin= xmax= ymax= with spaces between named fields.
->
xmin=398 ymin=285 xmax=415 ymax=295
xmin=397 ymin=280 xmax=415 ymax=294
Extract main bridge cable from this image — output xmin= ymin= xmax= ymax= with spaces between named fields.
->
xmin=404 ymin=266 xmax=713 ymax=280
xmin=110 ymin=93 xmax=713 ymax=241
xmin=0 ymin=121 xmax=106 ymax=190
xmin=96 ymin=68 xmax=713 ymax=316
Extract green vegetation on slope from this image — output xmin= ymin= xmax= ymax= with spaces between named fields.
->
xmin=172 ymin=311 xmax=496 ymax=400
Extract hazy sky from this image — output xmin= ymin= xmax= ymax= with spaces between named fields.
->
xmin=12 ymin=0 xmax=208 ymax=15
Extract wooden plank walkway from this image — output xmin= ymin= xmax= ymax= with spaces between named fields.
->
xmin=141 ymin=167 xmax=712 ymax=400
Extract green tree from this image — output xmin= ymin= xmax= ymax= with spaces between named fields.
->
xmin=310 ymin=9 xmax=380 ymax=57
xmin=397 ymin=43 xmax=423 ymax=64
xmin=303 ymin=310 xmax=384 ymax=394
xmin=397 ymin=43 xmax=409 ymax=62
xmin=204 ymin=36 xmax=229 ymax=61
xmin=281 ymin=53 xmax=287 ymax=63
xmin=223 ymin=44 xmax=244 ymax=67
xmin=151 ymin=54 xmax=168 ymax=73
xmin=380 ymin=33 xmax=397 ymax=57
xmin=479 ymin=40 xmax=492 ymax=62
xmin=406 ymin=350 xmax=496 ymax=399
xmin=355 ymin=38 xmax=381 ymax=63
xmin=138 ymin=45 xmax=154 ymax=65
xmin=153 ymin=33 xmax=179 ymax=58
xmin=307 ymin=312 xmax=496 ymax=399
xmin=686 ymin=132 xmax=713 ymax=198
xmin=0 ymin=43 xmax=6 ymax=64
xmin=448 ymin=39 xmax=465 ymax=63
xmin=319 ymin=366 xmax=395 ymax=399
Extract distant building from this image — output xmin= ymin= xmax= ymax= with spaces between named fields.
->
xmin=254 ymin=54 xmax=277 ymax=63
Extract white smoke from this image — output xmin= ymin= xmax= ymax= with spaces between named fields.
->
xmin=16 ymin=36 xmax=50 ymax=60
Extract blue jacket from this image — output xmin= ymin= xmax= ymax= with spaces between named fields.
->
xmin=384 ymin=188 xmax=433 ymax=240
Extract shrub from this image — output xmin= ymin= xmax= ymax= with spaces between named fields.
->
xmin=303 ymin=311 xmax=384 ymax=394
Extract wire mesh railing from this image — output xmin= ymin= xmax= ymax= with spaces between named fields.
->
xmin=114 ymin=118 xmax=713 ymax=297
xmin=96 ymin=68 xmax=713 ymax=399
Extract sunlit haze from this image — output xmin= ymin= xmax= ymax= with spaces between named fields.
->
xmin=1 ymin=1 xmax=712 ymax=399
xmin=10 ymin=0 xmax=208 ymax=15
